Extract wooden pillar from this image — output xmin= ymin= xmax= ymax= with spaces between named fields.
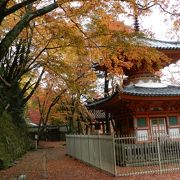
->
xmin=105 ymin=112 xmax=110 ymax=134
xmin=104 ymin=71 xmax=109 ymax=97
xmin=110 ymin=118 xmax=116 ymax=134
xmin=85 ymin=125 xmax=88 ymax=134
xmin=102 ymin=119 xmax=105 ymax=134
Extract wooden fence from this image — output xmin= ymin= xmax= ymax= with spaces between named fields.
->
xmin=66 ymin=134 xmax=180 ymax=176
xmin=66 ymin=134 xmax=116 ymax=175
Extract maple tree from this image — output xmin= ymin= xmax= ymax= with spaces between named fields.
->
xmin=26 ymin=55 xmax=96 ymax=140
xmin=0 ymin=0 xmax=179 ymax=60
xmin=101 ymin=42 xmax=171 ymax=76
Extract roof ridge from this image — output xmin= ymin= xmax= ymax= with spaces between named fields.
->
xmin=142 ymin=37 xmax=180 ymax=44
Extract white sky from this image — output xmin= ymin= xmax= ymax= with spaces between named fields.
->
xmin=142 ymin=12 xmax=169 ymax=40
xmin=138 ymin=4 xmax=180 ymax=85
xmin=120 ymin=0 xmax=179 ymax=41
xmin=141 ymin=11 xmax=179 ymax=41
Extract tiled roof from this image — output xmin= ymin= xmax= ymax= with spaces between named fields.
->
xmin=86 ymin=92 xmax=118 ymax=107
xmin=123 ymin=85 xmax=180 ymax=96
xmin=139 ymin=38 xmax=180 ymax=50
xmin=86 ymin=85 xmax=180 ymax=107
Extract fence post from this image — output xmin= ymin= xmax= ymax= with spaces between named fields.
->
xmin=88 ymin=134 xmax=90 ymax=164
xmin=112 ymin=133 xmax=117 ymax=176
xmin=73 ymin=134 xmax=77 ymax=158
xmin=98 ymin=132 xmax=102 ymax=169
xmin=157 ymin=137 xmax=162 ymax=174
xmin=80 ymin=134 xmax=82 ymax=161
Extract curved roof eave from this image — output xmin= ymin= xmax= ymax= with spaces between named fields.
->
xmin=86 ymin=92 xmax=119 ymax=108
xmin=138 ymin=37 xmax=180 ymax=50
xmin=86 ymin=85 xmax=180 ymax=109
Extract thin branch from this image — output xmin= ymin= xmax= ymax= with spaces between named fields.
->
xmin=137 ymin=2 xmax=180 ymax=16
xmin=59 ymin=5 xmax=105 ymax=57
xmin=20 ymin=77 xmax=32 ymax=95
xmin=42 ymin=83 xmax=54 ymax=117
xmin=23 ymin=68 xmax=45 ymax=104
xmin=26 ymin=44 xmax=49 ymax=70
xmin=0 ymin=75 xmax=11 ymax=87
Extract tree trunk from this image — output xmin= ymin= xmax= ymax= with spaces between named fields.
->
xmin=0 ymin=2 xmax=58 ymax=61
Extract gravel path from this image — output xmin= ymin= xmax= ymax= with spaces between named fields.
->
xmin=1 ymin=141 xmax=180 ymax=180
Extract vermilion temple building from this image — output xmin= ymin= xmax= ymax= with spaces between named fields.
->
xmin=87 ymin=38 xmax=180 ymax=140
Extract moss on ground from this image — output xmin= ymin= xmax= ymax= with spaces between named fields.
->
xmin=0 ymin=112 xmax=33 ymax=169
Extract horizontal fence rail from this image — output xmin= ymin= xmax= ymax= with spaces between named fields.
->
xmin=66 ymin=133 xmax=180 ymax=176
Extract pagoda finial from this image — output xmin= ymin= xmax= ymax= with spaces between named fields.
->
xmin=134 ymin=15 xmax=139 ymax=32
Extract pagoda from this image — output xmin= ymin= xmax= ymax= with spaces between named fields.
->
xmin=87 ymin=38 xmax=180 ymax=139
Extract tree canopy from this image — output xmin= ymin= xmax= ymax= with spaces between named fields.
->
xmin=0 ymin=0 xmax=179 ymax=60
xmin=0 ymin=0 xmax=179 ymax=126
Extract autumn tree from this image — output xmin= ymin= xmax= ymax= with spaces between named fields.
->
xmin=33 ymin=48 xmax=96 ymax=138
xmin=0 ymin=0 xmax=179 ymax=124
xmin=0 ymin=0 xmax=179 ymax=62
xmin=35 ymin=85 xmax=92 ymax=139
xmin=0 ymin=36 xmax=44 ymax=125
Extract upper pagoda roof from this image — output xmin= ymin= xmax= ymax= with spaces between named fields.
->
xmin=139 ymin=38 xmax=180 ymax=50
xmin=123 ymin=85 xmax=180 ymax=96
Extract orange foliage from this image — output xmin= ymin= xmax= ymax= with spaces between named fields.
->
xmin=0 ymin=0 xmax=179 ymax=114
xmin=101 ymin=43 xmax=170 ymax=76
xmin=27 ymin=109 xmax=40 ymax=124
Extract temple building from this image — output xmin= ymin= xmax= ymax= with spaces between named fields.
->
xmin=87 ymin=38 xmax=180 ymax=140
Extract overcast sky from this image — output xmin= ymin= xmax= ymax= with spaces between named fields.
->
xmin=120 ymin=1 xmax=179 ymax=41
xmin=142 ymin=11 xmax=179 ymax=41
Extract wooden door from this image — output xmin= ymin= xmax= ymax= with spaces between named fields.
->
xmin=150 ymin=118 xmax=167 ymax=138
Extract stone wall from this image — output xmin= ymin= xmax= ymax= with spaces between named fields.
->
xmin=0 ymin=112 xmax=33 ymax=169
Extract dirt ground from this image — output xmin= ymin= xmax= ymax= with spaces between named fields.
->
xmin=1 ymin=141 xmax=180 ymax=180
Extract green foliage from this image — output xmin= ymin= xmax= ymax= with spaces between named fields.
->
xmin=0 ymin=83 xmax=25 ymax=125
xmin=0 ymin=38 xmax=44 ymax=126
xmin=0 ymin=112 xmax=32 ymax=169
